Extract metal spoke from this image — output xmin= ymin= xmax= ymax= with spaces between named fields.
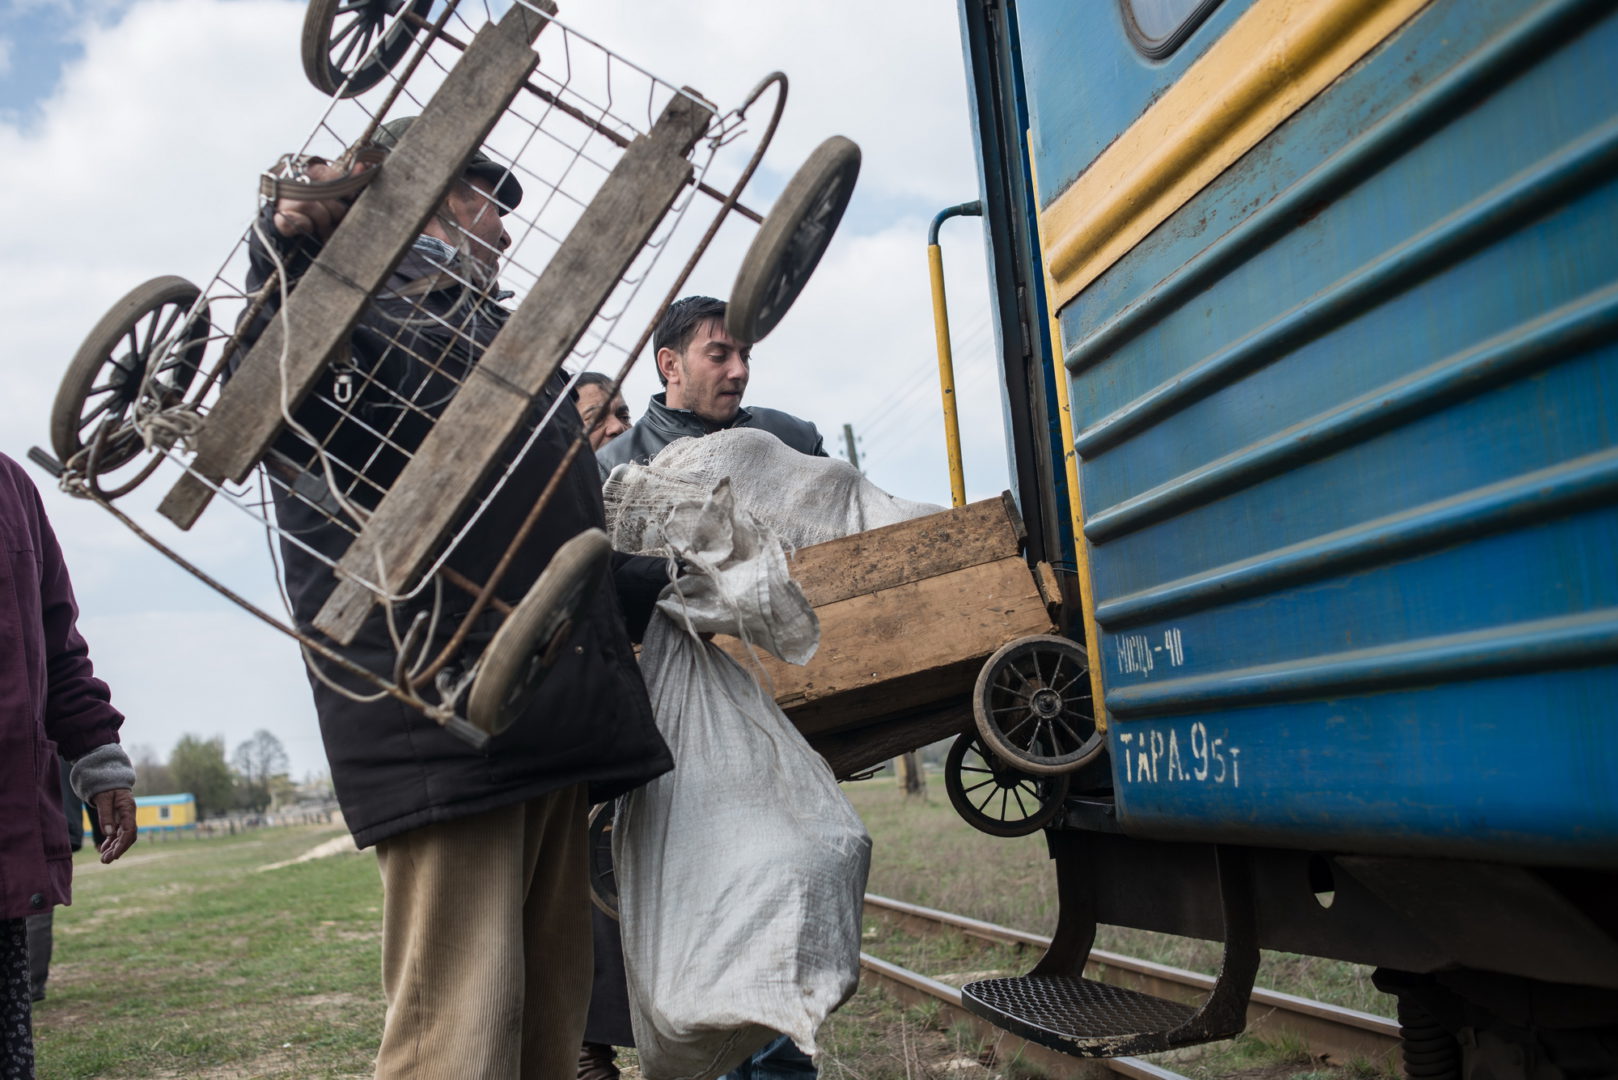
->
xmin=149 ymin=303 xmax=184 ymax=355
xmin=972 ymin=785 xmax=999 ymax=815
xmin=80 ymin=396 xmax=118 ymax=426
xmin=1001 ymin=713 xmax=1036 ymax=743
xmin=1009 ymin=784 xmax=1031 ymax=819
xmin=1053 ymin=715 xmax=1086 ymax=752
xmin=1003 ymin=663 xmax=1036 ymax=694
xmin=995 ymin=674 xmax=1034 ymax=701
xmin=335 ymin=22 xmax=371 ymax=68
xmin=1052 ymin=666 xmax=1088 ymax=696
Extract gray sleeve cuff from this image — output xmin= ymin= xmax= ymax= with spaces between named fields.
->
xmin=70 ymin=743 xmax=137 ymax=802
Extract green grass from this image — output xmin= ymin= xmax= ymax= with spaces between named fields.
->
xmin=36 ymin=778 xmax=1396 ymax=1078
xmin=35 ymin=825 xmax=383 ymax=1079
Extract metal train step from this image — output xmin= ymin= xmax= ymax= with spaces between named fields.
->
xmin=961 ymin=974 xmax=1205 ymax=1057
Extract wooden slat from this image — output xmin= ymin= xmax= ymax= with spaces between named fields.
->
xmin=717 ymin=555 xmax=1055 ymax=737
xmin=783 ymin=495 xmax=1023 ymax=608
xmin=157 ymin=1 xmax=554 ymax=530
xmin=810 ymin=702 xmax=973 ymax=781
xmin=314 ymin=93 xmax=714 ymax=643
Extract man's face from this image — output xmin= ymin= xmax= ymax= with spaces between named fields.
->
xmin=659 ymin=317 xmax=750 ymax=424
xmin=576 ymin=382 xmax=631 ymax=450
xmin=442 ymin=174 xmax=510 ymax=276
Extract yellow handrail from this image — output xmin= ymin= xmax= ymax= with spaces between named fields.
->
xmin=927 ymin=201 xmax=982 ymax=508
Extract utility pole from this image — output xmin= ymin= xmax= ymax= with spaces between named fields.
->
xmin=842 ymin=422 xmax=863 ymax=474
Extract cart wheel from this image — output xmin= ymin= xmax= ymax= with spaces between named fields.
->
xmin=726 ymin=135 xmax=860 ymax=344
xmin=52 ymin=276 xmax=207 ymax=482
xmin=974 ymin=634 xmax=1102 ymax=776
xmin=466 ymin=528 xmax=611 ymax=736
xmin=587 ymin=801 xmax=619 ymax=920
xmin=944 ymin=732 xmax=1070 ymax=838
xmin=301 ymin=0 xmax=432 ymax=98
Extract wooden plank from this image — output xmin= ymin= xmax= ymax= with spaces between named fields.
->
xmin=783 ymin=495 xmax=1023 ymax=608
xmin=314 ymin=93 xmax=714 ymax=643
xmin=716 ymin=555 xmax=1055 ymax=737
xmin=809 ymin=701 xmax=973 ymax=781
xmin=157 ymin=1 xmax=554 ymax=530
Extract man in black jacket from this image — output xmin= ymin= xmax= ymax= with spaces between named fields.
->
xmin=257 ymin=121 xmax=673 ymax=1080
xmin=585 ymin=295 xmax=822 ymax=1080
xmin=595 ymin=295 xmax=827 ymax=477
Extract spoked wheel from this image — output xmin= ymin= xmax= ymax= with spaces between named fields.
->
xmin=945 ymin=732 xmax=1070 ymax=838
xmin=974 ymin=635 xmax=1102 ymax=776
xmin=727 ymin=135 xmax=861 ymax=344
xmin=301 ymin=0 xmax=433 ymax=98
xmin=587 ymin=801 xmax=619 ymax=920
xmin=466 ymin=528 xmax=611 ymax=736
xmin=51 ymin=276 xmax=207 ymax=491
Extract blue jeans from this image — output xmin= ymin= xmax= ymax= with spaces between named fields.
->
xmin=722 ymin=1035 xmax=816 ymax=1079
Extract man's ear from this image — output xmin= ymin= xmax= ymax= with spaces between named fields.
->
xmin=655 ymin=346 xmax=680 ymax=385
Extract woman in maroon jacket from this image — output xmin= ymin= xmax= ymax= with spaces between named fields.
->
xmin=0 ymin=452 xmax=137 ymax=1077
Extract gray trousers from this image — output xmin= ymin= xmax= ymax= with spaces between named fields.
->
xmin=24 ymin=914 xmax=49 ymax=1004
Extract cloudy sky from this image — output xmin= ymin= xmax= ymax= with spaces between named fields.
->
xmin=1 ymin=0 xmax=1010 ymax=780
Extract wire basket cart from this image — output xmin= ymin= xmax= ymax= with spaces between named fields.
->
xmin=36 ymin=0 xmax=860 ymax=748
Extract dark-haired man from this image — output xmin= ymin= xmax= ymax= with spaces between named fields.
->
xmin=587 ymin=295 xmax=823 ymax=1080
xmin=595 ymin=295 xmax=826 ymax=476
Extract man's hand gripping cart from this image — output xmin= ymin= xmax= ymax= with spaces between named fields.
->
xmin=36 ymin=0 xmax=860 ymax=748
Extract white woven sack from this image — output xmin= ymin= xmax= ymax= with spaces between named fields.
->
xmin=603 ymin=427 xmax=942 ymax=555
xmin=614 ymin=480 xmax=871 ymax=1080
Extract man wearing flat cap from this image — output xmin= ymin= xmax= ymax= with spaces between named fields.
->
xmin=252 ymin=118 xmax=674 ymax=1080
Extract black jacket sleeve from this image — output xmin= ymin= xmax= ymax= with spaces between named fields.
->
xmin=610 ymin=552 xmax=674 ymax=644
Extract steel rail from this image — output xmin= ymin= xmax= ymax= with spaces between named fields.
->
xmin=858 ymin=952 xmax=1188 ymax=1080
xmin=864 ymin=894 xmax=1401 ymax=1067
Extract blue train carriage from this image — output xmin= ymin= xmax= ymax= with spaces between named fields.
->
xmin=947 ymin=0 xmax=1618 ymax=1074
xmin=84 ymin=793 xmax=198 ymax=834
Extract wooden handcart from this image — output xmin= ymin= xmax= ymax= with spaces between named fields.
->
xmin=717 ymin=494 xmax=1103 ymax=838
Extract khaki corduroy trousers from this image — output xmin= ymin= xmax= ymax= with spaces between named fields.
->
xmin=373 ymin=785 xmax=592 ymax=1079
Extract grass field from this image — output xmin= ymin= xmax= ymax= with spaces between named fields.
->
xmin=32 ymin=777 xmax=1396 ymax=1079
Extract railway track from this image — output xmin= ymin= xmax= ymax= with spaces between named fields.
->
xmin=859 ymin=894 xmax=1401 ymax=1076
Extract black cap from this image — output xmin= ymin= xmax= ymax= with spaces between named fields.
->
xmin=372 ymin=116 xmax=523 ymax=214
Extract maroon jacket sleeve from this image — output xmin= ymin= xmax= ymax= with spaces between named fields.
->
xmin=7 ymin=457 xmax=124 ymax=758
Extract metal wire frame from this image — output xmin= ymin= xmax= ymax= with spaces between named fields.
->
xmin=53 ymin=5 xmax=792 ymax=730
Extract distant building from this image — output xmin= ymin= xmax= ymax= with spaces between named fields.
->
xmin=84 ymin=793 xmax=197 ymax=833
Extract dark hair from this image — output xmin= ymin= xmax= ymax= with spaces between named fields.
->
xmin=575 ymin=371 xmax=617 ymax=393
xmin=653 ymin=295 xmax=726 ymax=357
xmin=652 ymin=296 xmax=726 ymax=387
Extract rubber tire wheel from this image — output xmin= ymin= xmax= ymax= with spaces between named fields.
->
xmin=301 ymin=0 xmax=433 ymax=98
xmin=587 ymin=802 xmax=619 ymax=920
xmin=974 ymin=634 xmax=1103 ymax=777
xmin=466 ymin=528 xmax=611 ymax=736
xmin=52 ymin=275 xmax=207 ymax=476
xmin=726 ymin=135 xmax=861 ymax=344
xmin=944 ymin=732 xmax=1070 ymax=838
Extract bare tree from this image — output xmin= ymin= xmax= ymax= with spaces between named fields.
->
xmin=127 ymin=743 xmax=176 ymax=795
xmin=232 ymin=729 xmax=291 ymax=815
